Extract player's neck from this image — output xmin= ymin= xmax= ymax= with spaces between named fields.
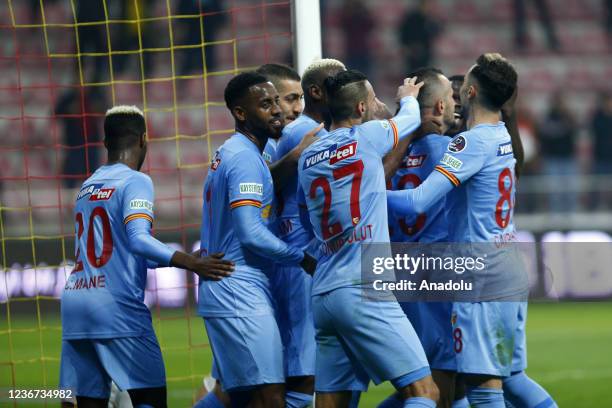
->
xmin=466 ymin=106 xmax=500 ymax=130
xmin=106 ymin=151 xmax=139 ymax=171
xmin=302 ymin=105 xmax=326 ymax=124
xmin=330 ymin=117 xmax=361 ymax=131
xmin=236 ymin=125 xmax=266 ymax=152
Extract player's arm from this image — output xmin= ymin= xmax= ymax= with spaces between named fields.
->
xmin=382 ymin=118 xmax=444 ymax=182
xmin=388 ymin=133 xmax=486 ymax=215
xmin=228 ymin=153 xmax=316 ymax=274
xmin=387 ymin=171 xmax=454 ymax=215
xmin=269 ymin=123 xmax=324 ymax=193
xmin=123 ymin=175 xmax=233 ymax=280
xmin=501 ymin=88 xmax=524 ymax=179
xmin=360 ymin=77 xmax=423 ymax=158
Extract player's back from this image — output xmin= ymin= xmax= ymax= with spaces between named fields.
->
xmin=276 ymin=114 xmax=326 ymax=247
xmin=61 ymin=163 xmax=154 ymax=339
xmin=298 ymin=123 xmax=392 ymax=295
xmin=440 ymin=123 xmax=516 ymax=243
xmin=389 ymin=133 xmax=449 ymax=243
xmin=199 ymin=133 xmax=275 ymax=317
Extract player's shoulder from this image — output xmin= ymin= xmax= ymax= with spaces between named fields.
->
xmin=446 ymin=128 xmax=489 ymax=154
xmin=283 ymin=114 xmax=318 ymax=136
xmin=221 ymin=134 xmax=266 ymax=171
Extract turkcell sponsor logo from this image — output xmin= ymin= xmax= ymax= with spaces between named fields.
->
xmin=403 ymin=154 xmax=426 ymax=168
xmin=440 ymin=153 xmax=463 ymax=170
xmin=77 ymin=183 xmax=115 ymax=201
xmin=303 ymin=142 xmax=358 ymax=169
xmin=497 ymin=141 xmax=513 ymax=156
xmin=239 ymin=183 xmax=263 ymax=195
xmin=330 ymin=141 xmax=357 ymax=164
xmin=130 ymin=199 xmax=153 ymax=211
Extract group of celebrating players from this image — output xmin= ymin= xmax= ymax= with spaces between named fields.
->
xmin=59 ymin=53 xmax=559 ymax=408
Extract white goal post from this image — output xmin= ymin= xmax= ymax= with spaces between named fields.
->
xmin=291 ymin=0 xmax=323 ymax=75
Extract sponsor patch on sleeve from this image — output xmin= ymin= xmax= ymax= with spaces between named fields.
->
xmin=130 ymin=199 xmax=154 ymax=211
xmin=239 ymin=183 xmax=264 ymax=195
xmin=440 ymin=153 xmax=463 ymax=170
xmin=497 ymin=141 xmax=513 ymax=156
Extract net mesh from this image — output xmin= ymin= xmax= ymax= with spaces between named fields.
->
xmin=0 ymin=0 xmax=292 ymax=405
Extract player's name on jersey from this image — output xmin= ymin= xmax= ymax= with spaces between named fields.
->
xmin=64 ymin=274 xmax=106 ymax=291
xmin=372 ymin=279 xmax=473 ymax=292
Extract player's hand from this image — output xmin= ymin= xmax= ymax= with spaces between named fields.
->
xmin=295 ymin=123 xmax=324 ymax=155
xmin=300 ymin=252 xmax=317 ymax=276
xmin=190 ymin=252 xmax=235 ymax=281
xmin=396 ymin=76 xmax=424 ymax=102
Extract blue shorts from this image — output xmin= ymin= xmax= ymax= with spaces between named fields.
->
xmin=59 ymin=334 xmax=165 ymax=398
xmin=451 ymin=302 xmax=522 ymax=377
xmin=204 ymin=315 xmax=284 ymax=391
xmin=312 ymin=287 xmax=430 ymax=392
xmin=401 ymin=302 xmax=456 ymax=371
xmin=511 ymin=302 xmax=528 ymax=373
xmin=271 ymin=264 xmax=316 ymax=377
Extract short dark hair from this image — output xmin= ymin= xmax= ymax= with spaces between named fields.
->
xmin=407 ymin=67 xmax=444 ymax=107
xmin=104 ymin=106 xmax=146 ymax=151
xmin=224 ymin=72 xmax=270 ymax=110
xmin=324 ymin=69 xmax=368 ymax=121
xmin=449 ymin=74 xmax=465 ymax=84
xmin=470 ymin=54 xmax=517 ymax=110
xmin=256 ymin=63 xmax=300 ymax=89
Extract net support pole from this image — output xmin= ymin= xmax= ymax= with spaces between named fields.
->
xmin=292 ymin=0 xmax=323 ymax=75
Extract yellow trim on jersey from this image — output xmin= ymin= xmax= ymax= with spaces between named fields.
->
xmin=124 ymin=213 xmax=154 ymax=224
xmin=388 ymin=119 xmax=399 ymax=148
xmin=435 ymin=165 xmax=460 ymax=187
xmin=230 ymin=199 xmax=262 ymax=209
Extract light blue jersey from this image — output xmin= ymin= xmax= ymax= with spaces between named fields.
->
xmin=263 ymin=137 xmax=279 ymax=165
xmin=298 ymin=97 xmax=432 ymax=392
xmin=198 ymin=133 xmax=276 ymax=318
xmin=435 ymin=123 xmax=516 ymax=243
xmin=389 ymin=133 xmax=449 ymax=243
xmin=276 ymin=114 xmax=325 ymax=247
xmin=62 ymin=163 xmax=157 ymax=340
xmin=298 ymin=96 xmax=420 ymax=295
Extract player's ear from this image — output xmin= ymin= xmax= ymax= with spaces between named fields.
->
xmin=357 ymin=100 xmax=366 ymax=117
xmin=139 ymin=132 xmax=146 ymax=147
xmin=309 ymin=85 xmax=322 ymax=101
xmin=467 ymin=84 xmax=477 ymax=100
xmin=434 ymin=99 xmax=444 ymax=116
xmin=233 ymin=106 xmax=247 ymax=122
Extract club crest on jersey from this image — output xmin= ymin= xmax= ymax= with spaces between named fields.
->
xmin=77 ymin=183 xmax=115 ymax=201
xmin=497 ymin=142 xmax=513 ymax=156
xmin=303 ymin=142 xmax=358 ymax=169
xmin=448 ymin=135 xmax=467 ymax=153
xmin=402 ymin=154 xmax=426 ymax=168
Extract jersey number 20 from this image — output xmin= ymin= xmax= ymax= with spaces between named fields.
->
xmin=72 ymin=207 xmax=114 ymax=273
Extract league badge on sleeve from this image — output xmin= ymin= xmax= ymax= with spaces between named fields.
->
xmin=448 ymin=135 xmax=467 ymax=153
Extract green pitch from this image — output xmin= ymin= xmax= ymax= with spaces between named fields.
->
xmin=1 ymin=302 xmax=611 ymax=407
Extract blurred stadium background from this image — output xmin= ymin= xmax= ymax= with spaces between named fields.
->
xmin=0 ymin=0 xmax=611 ymax=406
